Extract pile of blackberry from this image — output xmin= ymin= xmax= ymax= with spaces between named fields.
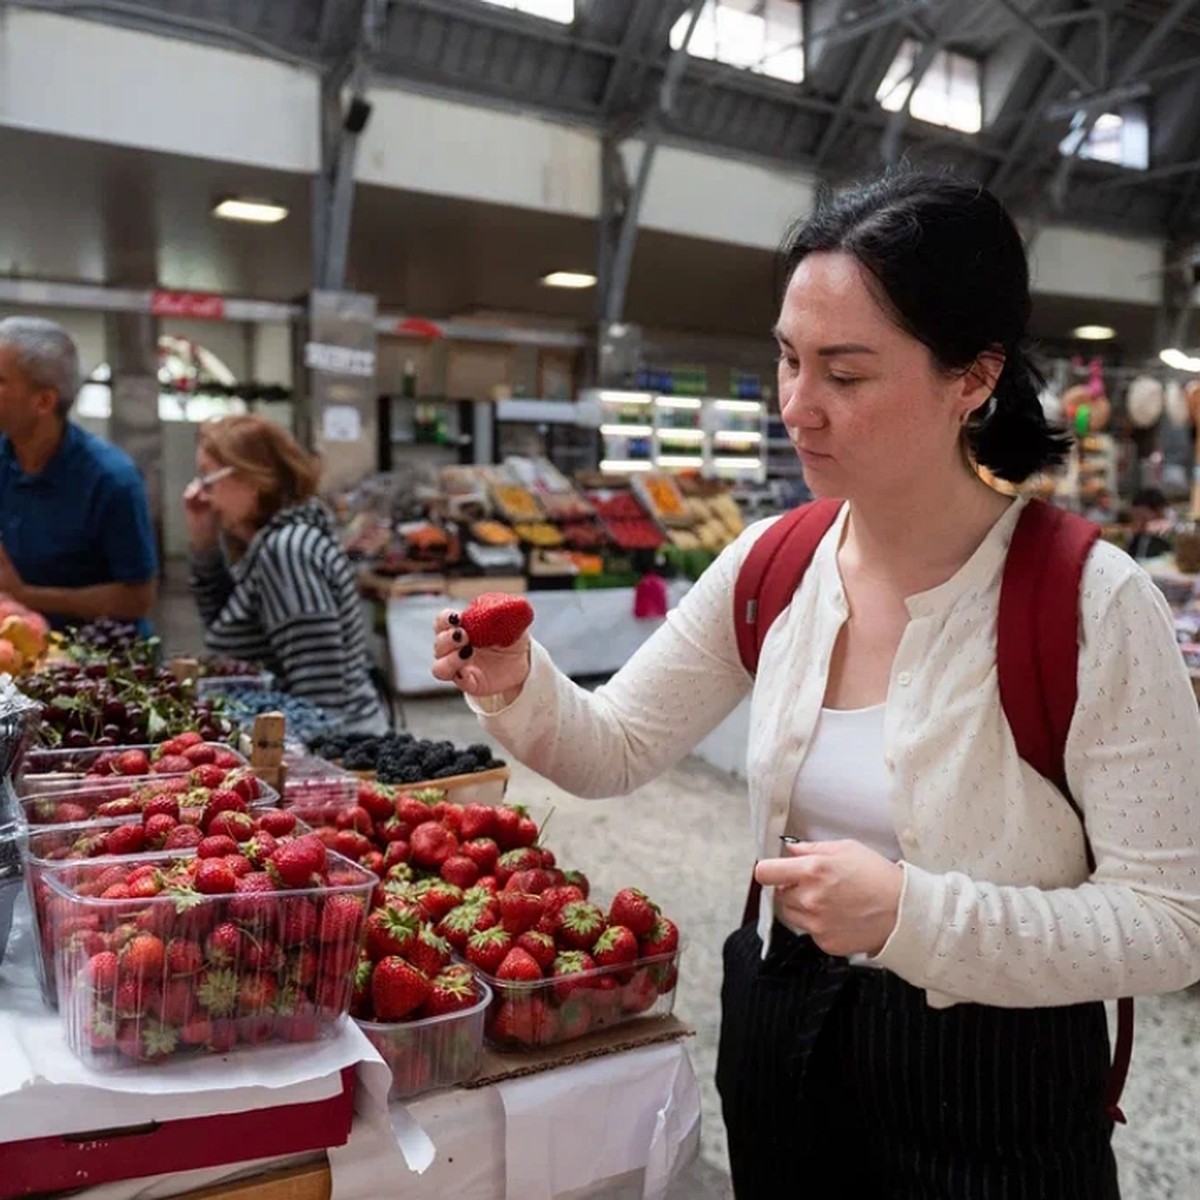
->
xmin=311 ymin=731 xmax=505 ymax=784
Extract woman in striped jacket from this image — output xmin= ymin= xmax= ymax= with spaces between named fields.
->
xmin=184 ymin=415 xmax=387 ymax=735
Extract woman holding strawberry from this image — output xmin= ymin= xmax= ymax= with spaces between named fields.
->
xmin=432 ymin=172 xmax=1200 ymax=1198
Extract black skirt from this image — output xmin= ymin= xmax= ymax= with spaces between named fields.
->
xmin=716 ymin=922 xmax=1119 ymax=1200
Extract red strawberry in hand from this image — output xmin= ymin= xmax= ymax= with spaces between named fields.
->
xmin=459 ymin=593 xmax=534 ymax=649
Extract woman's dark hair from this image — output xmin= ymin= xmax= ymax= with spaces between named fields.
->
xmin=780 ymin=170 xmax=1070 ymax=483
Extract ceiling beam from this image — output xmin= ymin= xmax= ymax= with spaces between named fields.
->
xmin=996 ymin=0 xmax=1095 ymax=94
xmin=879 ymin=0 xmax=972 ymax=167
xmin=600 ymin=0 xmax=666 ymax=119
xmin=1050 ymin=0 xmax=1200 ymax=208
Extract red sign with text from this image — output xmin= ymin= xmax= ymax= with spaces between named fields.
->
xmin=150 ymin=290 xmax=226 ymax=320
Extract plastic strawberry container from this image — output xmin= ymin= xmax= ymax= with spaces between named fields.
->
xmin=43 ymin=849 xmax=376 ymax=1067
xmin=471 ymin=945 xmax=683 ymax=1052
xmin=355 ymin=979 xmax=492 ymax=1099
xmin=16 ymin=742 xmax=249 ymax=800
xmin=22 ymin=806 xmax=296 ymax=1008
xmin=282 ymin=754 xmax=360 ymax=816
xmin=17 ymin=768 xmax=277 ymax=828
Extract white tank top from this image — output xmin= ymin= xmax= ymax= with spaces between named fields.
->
xmin=784 ymin=704 xmax=900 ymax=861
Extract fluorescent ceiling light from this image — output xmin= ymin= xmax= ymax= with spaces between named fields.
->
xmin=715 ymin=399 xmax=763 ymax=413
xmin=213 ymin=198 xmax=289 ymax=224
xmin=1072 ymin=325 xmax=1116 ymax=341
xmin=600 ymin=459 xmax=653 ymax=472
xmin=598 ymin=391 xmax=652 ymax=405
xmin=541 ymin=271 xmax=597 ymax=289
xmin=714 ymin=457 xmax=763 ymax=470
xmin=657 ymin=429 xmax=706 ymax=442
xmin=655 ymin=397 xmax=703 ymax=409
xmin=1160 ymin=348 xmax=1200 ymax=372
xmin=600 ymin=424 xmax=653 ymax=437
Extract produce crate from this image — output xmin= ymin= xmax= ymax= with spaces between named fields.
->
xmin=321 ymin=764 xmax=511 ymax=809
xmin=355 ymin=979 xmax=491 ymax=1099
xmin=44 ymin=850 xmax=376 ymax=1067
xmin=17 ymin=741 xmax=250 ymax=799
xmin=472 ymin=944 xmax=683 ymax=1051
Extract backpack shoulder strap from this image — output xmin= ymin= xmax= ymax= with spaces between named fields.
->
xmin=997 ymin=500 xmax=1132 ymax=1124
xmin=997 ymin=499 xmax=1100 ymax=799
xmin=734 ymin=499 xmax=844 ymax=676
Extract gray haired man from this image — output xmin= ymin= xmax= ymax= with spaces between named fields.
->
xmin=0 ymin=316 xmax=157 ymax=629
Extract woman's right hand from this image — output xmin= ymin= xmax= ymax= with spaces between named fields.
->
xmin=431 ymin=610 xmax=531 ymax=699
xmin=183 ymin=479 xmax=219 ymax=552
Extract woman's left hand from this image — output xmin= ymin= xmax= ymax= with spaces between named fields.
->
xmin=754 ymin=840 xmax=904 ymax=958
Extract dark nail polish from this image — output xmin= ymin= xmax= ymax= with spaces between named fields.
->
xmin=458 ymin=646 xmax=473 ymax=660
xmin=453 ymin=630 xmax=463 ymax=643
xmin=448 ymin=613 xmax=460 ymax=626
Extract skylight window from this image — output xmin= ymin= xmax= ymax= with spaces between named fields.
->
xmin=1059 ymin=107 xmax=1149 ymax=170
xmin=670 ymin=0 xmax=804 ymax=85
xmin=477 ymin=0 xmax=574 ymax=23
xmin=876 ymin=39 xmax=982 ymax=134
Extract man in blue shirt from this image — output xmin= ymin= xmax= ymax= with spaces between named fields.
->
xmin=0 ymin=316 xmax=158 ymax=629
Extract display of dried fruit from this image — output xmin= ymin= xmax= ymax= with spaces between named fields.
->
xmin=606 ymin=520 xmax=666 ymax=551
xmin=559 ymin=522 xmax=607 ymax=550
xmin=635 ymin=474 xmax=691 ymax=525
xmin=490 ymin=485 xmax=544 ymax=523
xmin=512 ymin=523 xmax=565 ymax=548
xmin=537 ymin=491 xmax=594 ymax=522
xmin=471 ymin=521 xmax=519 ymax=547
xmin=588 ymin=493 xmax=645 ymax=522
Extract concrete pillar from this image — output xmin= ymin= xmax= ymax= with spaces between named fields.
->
xmin=293 ymin=291 xmax=378 ymax=493
xmin=105 ymin=311 xmax=163 ymax=531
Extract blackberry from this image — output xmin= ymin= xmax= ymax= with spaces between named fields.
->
xmin=394 ymin=764 xmax=426 ymax=784
xmin=450 ymin=754 xmax=478 ymax=775
xmin=466 ymin=743 xmax=493 ymax=763
xmin=485 ymin=759 xmax=507 ymax=770
xmin=343 ymin=744 xmax=379 ymax=771
xmin=433 ymin=764 xmax=464 ymax=779
xmin=421 ymin=750 xmax=456 ymax=775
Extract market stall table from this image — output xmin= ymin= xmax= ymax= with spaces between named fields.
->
xmin=386 ymin=583 xmax=692 ymax=696
xmin=0 ymin=893 xmax=701 ymax=1200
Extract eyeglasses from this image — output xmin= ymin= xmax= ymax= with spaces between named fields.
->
xmin=194 ymin=466 xmax=234 ymax=492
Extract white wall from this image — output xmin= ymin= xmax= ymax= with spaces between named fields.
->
xmin=0 ymin=10 xmax=1167 ymax=309
xmin=359 ymin=88 xmax=600 ymax=219
xmin=1027 ymin=224 xmax=1164 ymax=306
xmin=0 ymin=304 xmax=107 ymax=378
xmin=622 ymin=141 xmax=815 ymax=251
xmin=0 ymin=8 xmax=319 ymax=171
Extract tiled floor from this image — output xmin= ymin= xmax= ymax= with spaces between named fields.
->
xmin=155 ymin=569 xmax=1200 ymax=1199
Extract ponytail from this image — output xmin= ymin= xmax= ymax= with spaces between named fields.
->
xmin=967 ymin=347 xmax=1072 ymax=483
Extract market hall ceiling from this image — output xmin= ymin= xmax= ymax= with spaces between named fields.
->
xmin=10 ymin=0 xmax=1200 ymax=239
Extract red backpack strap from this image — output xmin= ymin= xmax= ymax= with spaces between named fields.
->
xmin=735 ymin=499 xmax=842 ymax=927
xmin=998 ymin=500 xmax=1131 ymax=1125
xmin=998 ymin=499 xmax=1099 ymax=798
xmin=734 ymin=499 xmax=844 ymax=676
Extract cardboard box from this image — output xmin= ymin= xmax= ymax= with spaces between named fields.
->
xmin=464 ymin=1013 xmax=694 ymax=1088
xmin=0 ymin=1067 xmax=355 ymax=1199
xmin=175 ymin=1162 xmax=331 ymax=1200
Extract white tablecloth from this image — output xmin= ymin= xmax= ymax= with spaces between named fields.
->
xmin=387 ymin=584 xmax=692 ymax=696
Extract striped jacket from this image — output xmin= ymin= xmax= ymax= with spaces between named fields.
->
xmin=189 ymin=499 xmax=384 ymax=732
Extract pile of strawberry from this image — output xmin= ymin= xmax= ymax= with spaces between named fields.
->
xmin=48 ymin=830 xmax=374 ymax=1063
xmin=460 ymin=885 xmax=679 ymax=1048
xmin=83 ymin=735 xmax=239 ymax=778
xmin=302 ymin=783 xmax=682 ymax=1053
